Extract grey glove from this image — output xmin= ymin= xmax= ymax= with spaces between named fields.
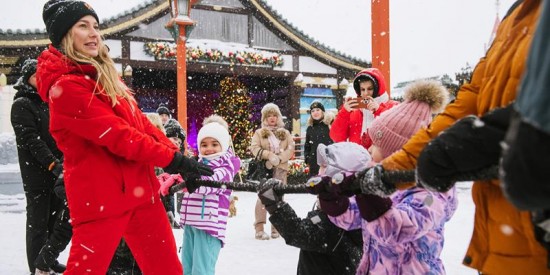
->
xmin=258 ymin=178 xmax=284 ymax=213
xmin=355 ymin=165 xmax=397 ymax=197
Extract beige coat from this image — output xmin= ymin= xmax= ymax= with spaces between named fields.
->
xmin=249 ymin=127 xmax=294 ymax=171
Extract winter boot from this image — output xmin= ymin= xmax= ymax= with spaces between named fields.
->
xmin=271 ymin=227 xmax=280 ymax=239
xmin=255 ymin=223 xmax=269 ymax=240
xmin=34 ymin=269 xmax=51 ymax=275
xmin=50 ymin=261 xmax=66 ymax=273
xmin=255 ymin=231 xmax=270 ymax=240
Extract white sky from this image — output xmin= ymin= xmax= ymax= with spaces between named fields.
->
xmin=1 ymin=0 xmax=517 ymax=86
xmin=265 ymin=0 xmax=517 ymax=86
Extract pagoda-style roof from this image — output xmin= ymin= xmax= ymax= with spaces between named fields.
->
xmin=0 ymin=0 xmax=369 ymax=81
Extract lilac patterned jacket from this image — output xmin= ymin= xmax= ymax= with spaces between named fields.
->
xmin=179 ymin=149 xmax=241 ymax=246
xmin=329 ymin=187 xmax=458 ymax=275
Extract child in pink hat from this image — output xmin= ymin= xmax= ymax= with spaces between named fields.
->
xmin=320 ymin=80 xmax=458 ymax=274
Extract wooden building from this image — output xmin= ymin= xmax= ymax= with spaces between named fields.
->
xmin=0 ymin=0 xmax=369 ymax=149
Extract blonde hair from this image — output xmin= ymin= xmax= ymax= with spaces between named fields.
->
xmin=61 ymin=29 xmax=133 ymax=106
xmin=146 ymin=113 xmax=166 ymax=134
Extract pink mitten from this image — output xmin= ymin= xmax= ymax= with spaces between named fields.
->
xmin=171 ymin=174 xmax=184 ymax=184
xmin=158 ymin=173 xmax=177 ymax=196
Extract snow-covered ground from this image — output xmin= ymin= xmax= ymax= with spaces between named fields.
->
xmin=0 ymin=182 xmax=477 ymax=274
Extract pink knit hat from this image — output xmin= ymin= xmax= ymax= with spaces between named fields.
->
xmin=368 ymin=80 xmax=448 ymax=159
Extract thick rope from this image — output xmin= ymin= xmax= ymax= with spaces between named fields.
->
xmin=168 ymin=165 xmax=499 ymax=195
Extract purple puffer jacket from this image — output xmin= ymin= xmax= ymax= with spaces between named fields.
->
xmin=329 ymin=187 xmax=457 ymax=275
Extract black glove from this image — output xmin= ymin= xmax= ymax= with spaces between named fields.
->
xmin=50 ymin=161 xmax=63 ymax=178
xmin=303 ymin=175 xmax=349 ymax=216
xmin=258 ymin=178 xmax=284 ymax=213
xmin=355 ymin=165 xmax=397 ymax=197
xmin=183 ymin=177 xmax=201 ymax=194
xmin=502 ymin=109 xmax=550 ymax=210
xmin=305 ymin=176 xmax=331 ymax=195
xmin=53 ymin=172 xmax=66 ymax=200
xmin=164 ymin=152 xmax=214 ymax=179
xmin=331 ymin=172 xmax=360 ymax=197
xmin=417 ymin=107 xmax=510 ymax=192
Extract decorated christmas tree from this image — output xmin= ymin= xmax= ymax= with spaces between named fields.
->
xmin=215 ymin=77 xmax=254 ymax=158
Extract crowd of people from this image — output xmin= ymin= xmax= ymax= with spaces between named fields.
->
xmin=8 ymin=0 xmax=550 ymax=274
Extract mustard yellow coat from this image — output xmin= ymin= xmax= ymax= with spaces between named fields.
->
xmin=382 ymin=0 xmax=548 ymax=273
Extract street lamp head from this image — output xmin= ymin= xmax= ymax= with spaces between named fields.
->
xmin=166 ymin=0 xmax=196 ymax=41
xmin=169 ymin=0 xmax=195 ymax=22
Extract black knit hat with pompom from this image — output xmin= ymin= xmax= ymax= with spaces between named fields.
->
xmin=43 ymin=0 xmax=99 ymax=46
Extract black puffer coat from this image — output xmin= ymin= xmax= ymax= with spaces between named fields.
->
xmin=269 ymin=202 xmax=362 ymax=275
xmin=304 ymin=119 xmax=333 ymax=176
xmin=10 ymin=81 xmax=62 ymax=191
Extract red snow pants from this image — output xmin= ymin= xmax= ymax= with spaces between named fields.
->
xmin=64 ymin=200 xmax=182 ymax=274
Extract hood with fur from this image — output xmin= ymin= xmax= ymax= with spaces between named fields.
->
xmin=261 ymin=103 xmax=285 ymax=128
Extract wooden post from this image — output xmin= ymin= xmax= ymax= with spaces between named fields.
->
xmin=176 ymin=25 xmax=188 ymax=132
xmin=371 ymin=0 xmax=391 ymax=96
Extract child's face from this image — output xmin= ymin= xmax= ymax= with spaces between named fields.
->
xmin=169 ymin=137 xmax=182 ymax=149
xmin=28 ymin=73 xmax=37 ymax=88
xmin=359 ymin=80 xmax=375 ymax=98
xmin=368 ymin=145 xmax=384 ymax=163
xmin=200 ymin=137 xmax=222 ymax=156
xmin=160 ymin=114 xmax=170 ymax=125
xmin=266 ymin=114 xmax=278 ymax=127
xmin=310 ymin=108 xmax=323 ymax=120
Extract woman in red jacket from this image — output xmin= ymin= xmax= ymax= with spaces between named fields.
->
xmin=330 ymin=68 xmax=398 ymax=149
xmin=36 ymin=1 xmax=212 ymax=274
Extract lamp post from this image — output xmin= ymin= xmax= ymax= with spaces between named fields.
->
xmin=166 ymin=0 xmax=197 ymax=132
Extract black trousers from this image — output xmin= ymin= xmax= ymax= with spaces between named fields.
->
xmin=25 ymin=189 xmax=72 ymax=272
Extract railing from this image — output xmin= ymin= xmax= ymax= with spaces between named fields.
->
xmin=293 ymin=135 xmax=305 ymax=160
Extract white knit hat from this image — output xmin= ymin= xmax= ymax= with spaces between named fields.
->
xmin=316 ymin=142 xmax=372 ymax=177
xmin=197 ymin=115 xmax=231 ymax=158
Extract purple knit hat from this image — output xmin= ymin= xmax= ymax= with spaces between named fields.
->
xmin=368 ymin=80 xmax=448 ymax=159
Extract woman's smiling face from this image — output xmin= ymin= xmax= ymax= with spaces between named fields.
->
xmin=70 ymin=15 xmax=100 ymax=58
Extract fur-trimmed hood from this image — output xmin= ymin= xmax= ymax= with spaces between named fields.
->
xmin=261 ymin=103 xmax=285 ymax=128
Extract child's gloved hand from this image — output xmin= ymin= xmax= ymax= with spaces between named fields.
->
xmin=158 ymin=173 xmax=184 ymax=196
xmin=355 ymin=194 xmax=393 ymax=221
xmin=331 ymin=172 xmax=360 ymax=197
xmin=305 ymin=175 xmax=350 ymax=216
xmin=183 ymin=177 xmax=202 ymax=194
xmin=258 ymin=178 xmax=284 ymax=213
xmin=305 ymin=176 xmax=331 ymax=195
xmin=164 ymin=152 xmax=214 ymax=179
xmin=355 ymin=165 xmax=397 ymax=197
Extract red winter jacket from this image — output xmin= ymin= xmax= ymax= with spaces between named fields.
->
xmin=330 ymin=68 xmax=398 ymax=149
xmin=330 ymin=101 xmax=396 ymax=149
xmin=37 ymin=45 xmax=179 ymax=225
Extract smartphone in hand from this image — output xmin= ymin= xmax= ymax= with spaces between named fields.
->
xmin=353 ymin=97 xmax=371 ymax=109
